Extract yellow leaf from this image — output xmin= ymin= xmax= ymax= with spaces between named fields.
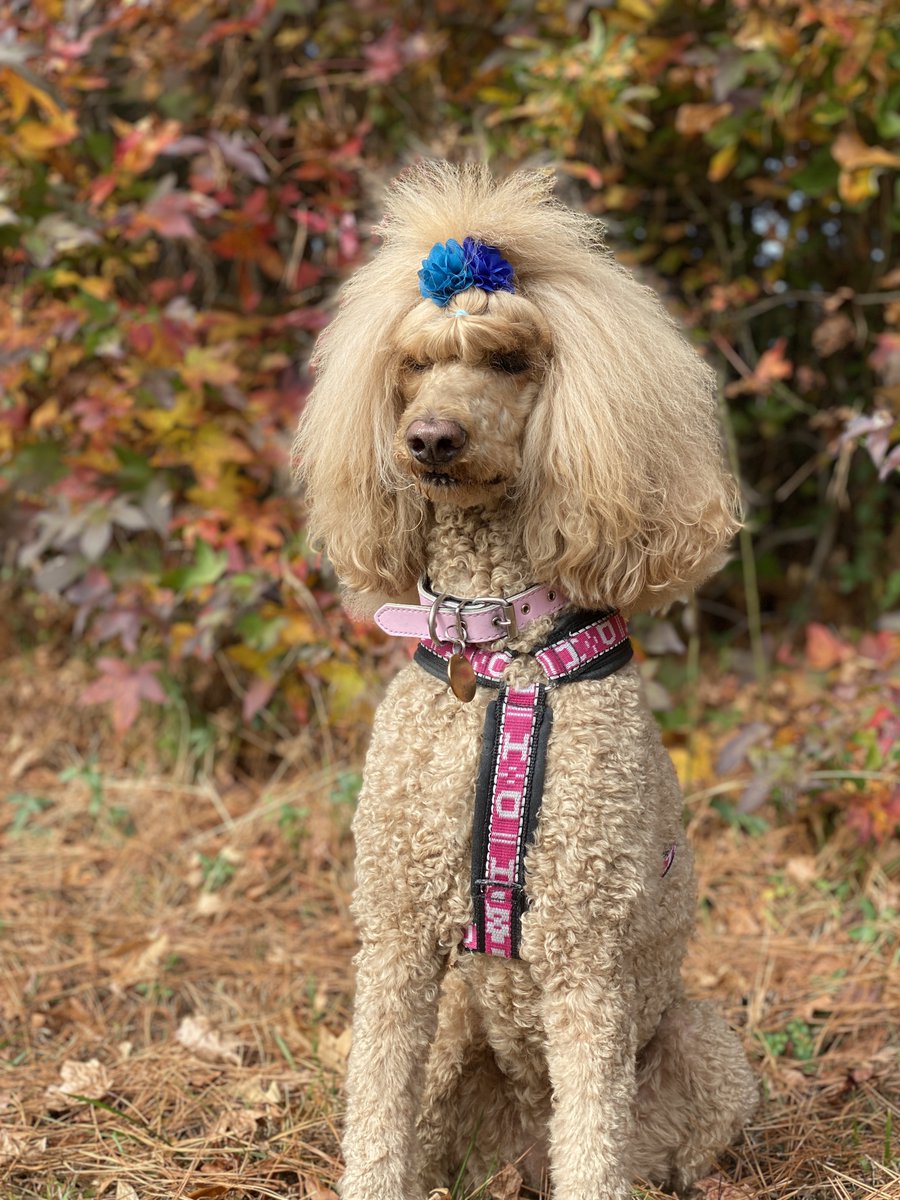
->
xmin=317 ymin=660 xmax=369 ymax=721
xmin=192 ymin=424 xmax=253 ymax=484
xmin=169 ymin=622 xmax=196 ymax=661
xmin=186 ymin=466 xmax=250 ymax=513
xmin=618 ymin=0 xmax=661 ymax=17
xmin=274 ymin=28 xmax=307 ymax=48
xmin=30 ymin=398 xmax=59 ymax=430
xmin=49 ymin=268 xmax=81 ymax=288
xmin=0 ymin=67 xmax=62 ymax=121
xmin=838 ymin=166 xmax=880 ymax=206
xmin=668 ymin=732 xmax=715 ymax=791
xmin=708 ymin=143 xmax=738 ymax=183
xmin=16 ymin=111 xmax=78 ymax=155
xmin=139 ymin=392 xmax=200 ymax=438
xmin=226 ymin=644 xmax=275 ymax=673
xmin=80 ymin=276 xmax=112 ymax=300
xmin=181 ymin=345 xmax=240 ymax=392
xmin=277 ymin=614 xmax=316 ymax=646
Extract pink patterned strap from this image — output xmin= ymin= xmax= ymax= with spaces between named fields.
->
xmin=414 ymin=611 xmax=631 ymax=691
xmin=535 ymin=612 xmax=630 ymax=680
xmin=418 ymin=639 xmax=512 ymax=683
xmin=374 ymin=581 xmax=567 ymax=643
xmin=462 ymin=685 xmax=551 ymax=958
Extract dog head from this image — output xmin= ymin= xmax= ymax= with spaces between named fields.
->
xmin=389 ymin=285 xmax=552 ymax=509
xmin=296 ymin=162 xmax=740 ymax=614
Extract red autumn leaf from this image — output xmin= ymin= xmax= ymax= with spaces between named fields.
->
xmin=805 ymin=623 xmax=852 ymax=670
xmin=80 ymin=658 xmax=166 ymax=733
xmin=242 ymin=676 xmax=276 ymax=722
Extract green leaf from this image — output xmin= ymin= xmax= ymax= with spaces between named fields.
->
xmin=113 ymin=447 xmax=154 ymax=491
xmin=163 ymin=539 xmax=227 ymax=591
xmin=790 ymin=151 xmax=839 ymax=197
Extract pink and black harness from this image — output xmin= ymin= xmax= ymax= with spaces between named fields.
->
xmin=376 ymin=586 xmax=635 ymax=960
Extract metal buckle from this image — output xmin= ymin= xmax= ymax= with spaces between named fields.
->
xmin=472 ymin=595 xmax=518 ymax=640
xmin=427 ymin=592 xmax=468 ymax=645
xmin=425 ymin=587 xmax=519 ymax=644
xmin=487 ymin=597 xmax=520 ymax=643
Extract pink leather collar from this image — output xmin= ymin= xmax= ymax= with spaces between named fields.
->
xmin=374 ymin=579 xmax=568 ymax=644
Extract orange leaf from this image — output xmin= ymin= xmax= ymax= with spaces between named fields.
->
xmin=805 ymin=623 xmax=852 ymax=670
xmin=832 ymin=131 xmax=900 ymax=171
xmin=676 ymin=103 xmax=732 ymax=136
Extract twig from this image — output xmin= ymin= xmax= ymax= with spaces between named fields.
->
xmin=725 ymin=287 xmax=900 ymax=325
xmin=716 ymin=380 xmax=767 ymax=685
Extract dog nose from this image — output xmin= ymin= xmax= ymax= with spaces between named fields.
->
xmin=405 ymin=419 xmax=467 ymax=465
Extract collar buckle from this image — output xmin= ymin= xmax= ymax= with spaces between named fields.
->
xmin=484 ymin=598 xmax=518 ymax=640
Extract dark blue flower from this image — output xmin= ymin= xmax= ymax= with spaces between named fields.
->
xmin=418 ymin=238 xmax=474 ymax=306
xmin=463 ymin=237 xmax=515 ymax=294
xmin=418 ymin=236 xmax=516 ymax=306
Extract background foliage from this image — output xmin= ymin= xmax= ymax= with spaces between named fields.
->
xmin=1 ymin=0 xmax=898 ymax=773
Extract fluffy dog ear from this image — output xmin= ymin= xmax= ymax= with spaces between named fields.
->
xmin=294 ymin=262 xmax=427 ymax=606
xmin=517 ymin=262 xmax=741 ymax=613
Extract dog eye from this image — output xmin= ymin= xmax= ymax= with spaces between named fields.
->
xmin=404 ymin=359 xmax=429 ymax=372
xmin=489 ymin=350 xmax=529 ymax=374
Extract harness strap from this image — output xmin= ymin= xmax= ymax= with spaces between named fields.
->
xmin=462 ymin=685 xmax=551 ymax=958
xmin=414 ymin=609 xmax=633 ymax=689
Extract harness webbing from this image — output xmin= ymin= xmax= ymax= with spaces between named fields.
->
xmin=415 ymin=610 xmax=634 ymax=959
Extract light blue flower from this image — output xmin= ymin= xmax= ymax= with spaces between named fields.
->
xmin=418 ymin=237 xmax=515 ymax=306
xmin=418 ymin=238 xmax=474 ymax=305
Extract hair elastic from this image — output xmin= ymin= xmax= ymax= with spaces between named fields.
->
xmin=453 ymin=308 xmax=469 ymax=318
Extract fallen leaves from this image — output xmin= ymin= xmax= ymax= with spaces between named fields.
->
xmin=47 ymin=1058 xmax=111 ymax=1104
xmin=176 ymin=1016 xmax=242 ymax=1066
xmin=79 ymin=657 xmax=166 ymax=734
xmin=316 ymin=1026 xmax=352 ymax=1072
xmin=692 ymin=1174 xmax=757 ymax=1200
xmin=487 ymin=1162 xmax=523 ymax=1200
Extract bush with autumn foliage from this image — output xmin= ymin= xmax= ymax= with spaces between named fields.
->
xmin=1 ymin=1 xmax=898 ymax=774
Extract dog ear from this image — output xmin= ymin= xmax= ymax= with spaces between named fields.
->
xmin=516 ymin=262 xmax=741 ymax=613
xmin=294 ymin=264 xmax=427 ymax=606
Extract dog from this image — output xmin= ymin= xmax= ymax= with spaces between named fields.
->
xmin=296 ymin=161 xmax=758 ymax=1200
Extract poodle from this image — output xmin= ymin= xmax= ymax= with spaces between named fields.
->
xmin=295 ymin=161 xmax=758 ymax=1200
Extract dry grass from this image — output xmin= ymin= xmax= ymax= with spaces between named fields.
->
xmin=1 ymin=648 xmax=898 ymax=1200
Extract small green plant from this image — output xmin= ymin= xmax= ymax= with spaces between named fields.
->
xmin=59 ymin=758 xmax=105 ymax=816
xmin=848 ymin=897 xmax=898 ymax=946
xmin=710 ymin=796 xmax=770 ymax=837
xmin=197 ymin=852 xmax=236 ymax=892
xmin=758 ymin=1017 xmax=817 ymax=1062
xmin=8 ymin=791 xmax=54 ymax=834
xmin=277 ymin=801 xmax=308 ymax=848
xmin=331 ymin=771 xmax=362 ymax=808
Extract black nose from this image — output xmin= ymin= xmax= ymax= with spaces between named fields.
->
xmin=405 ymin=419 xmax=467 ymax=465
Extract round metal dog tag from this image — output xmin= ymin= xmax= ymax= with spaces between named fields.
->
xmin=448 ymin=652 xmax=476 ymax=703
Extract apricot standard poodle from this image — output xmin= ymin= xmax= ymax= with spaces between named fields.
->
xmin=296 ymin=161 xmax=757 ymax=1200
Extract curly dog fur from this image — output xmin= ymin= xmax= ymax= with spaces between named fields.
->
xmin=296 ymin=162 xmax=758 ymax=1200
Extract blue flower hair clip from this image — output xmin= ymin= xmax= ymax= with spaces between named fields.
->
xmin=418 ymin=236 xmax=515 ymax=307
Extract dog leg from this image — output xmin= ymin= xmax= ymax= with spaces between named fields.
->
xmin=418 ymin=968 xmax=553 ymax=1193
xmin=534 ymin=948 xmax=638 ymax=1200
xmin=340 ymin=936 xmax=446 ymax=1200
xmin=417 ymin=967 xmax=493 ymax=1187
xmin=632 ymin=998 xmax=759 ymax=1194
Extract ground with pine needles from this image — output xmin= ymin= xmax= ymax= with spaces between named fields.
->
xmin=1 ymin=639 xmax=898 ymax=1200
